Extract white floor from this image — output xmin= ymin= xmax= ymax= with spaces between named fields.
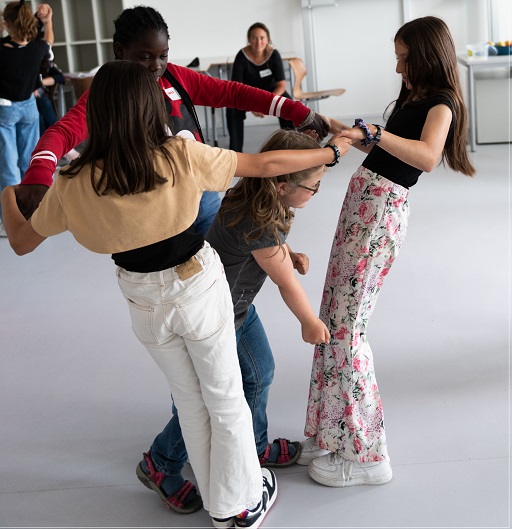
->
xmin=1 ymin=121 xmax=510 ymax=529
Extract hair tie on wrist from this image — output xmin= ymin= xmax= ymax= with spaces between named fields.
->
xmin=324 ymin=143 xmax=340 ymax=167
xmin=353 ymin=118 xmax=375 ymax=146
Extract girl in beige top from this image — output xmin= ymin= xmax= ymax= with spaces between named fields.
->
xmin=1 ymin=60 xmax=350 ymax=528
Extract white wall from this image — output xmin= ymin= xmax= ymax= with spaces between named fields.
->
xmin=122 ymin=0 xmax=506 ymax=120
xmin=122 ymin=0 xmax=305 ymax=64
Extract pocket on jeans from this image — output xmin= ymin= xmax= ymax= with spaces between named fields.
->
xmin=125 ymin=298 xmax=158 ymax=345
xmin=178 ymin=276 xmax=230 ymax=340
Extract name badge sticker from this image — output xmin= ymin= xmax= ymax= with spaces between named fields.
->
xmin=164 ymin=87 xmax=182 ymax=101
xmin=259 ymin=68 xmax=272 ymax=78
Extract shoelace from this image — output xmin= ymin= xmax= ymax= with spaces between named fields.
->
xmin=328 ymin=453 xmax=354 ymax=481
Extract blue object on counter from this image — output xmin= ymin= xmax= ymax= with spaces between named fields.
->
xmin=495 ymin=45 xmax=512 ymax=55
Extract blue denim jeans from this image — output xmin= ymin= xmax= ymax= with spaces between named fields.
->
xmin=0 ymin=96 xmax=39 ymax=217
xmin=150 ymin=304 xmax=275 ymax=475
xmin=193 ymin=191 xmax=221 ymax=235
xmin=36 ymin=95 xmax=59 ymax=134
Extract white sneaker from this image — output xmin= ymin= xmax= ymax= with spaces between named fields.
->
xmin=308 ymin=453 xmax=392 ymax=487
xmin=0 ymin=219 xmax=7 ymax=237
xmin=296 ymin=436 xmax=331 ymax=466
xmin=234 ymin=468 xmax=277 ymax=528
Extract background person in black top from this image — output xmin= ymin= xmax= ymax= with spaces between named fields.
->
xmin=227 ymin=22 xmax=294 ymax=152
xmin=0 ymin=1 xmax=53 ymax=235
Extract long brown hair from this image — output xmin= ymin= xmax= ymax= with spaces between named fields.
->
xmin=393 ymin=16 xmax=475 ymax=176
xmin=61 ymin=60 xmax=175 ymax=196
xmin=219 ymin=130 xmax=323 ymax=251
xmin=2 ymin=1 xmax=38 ymax=41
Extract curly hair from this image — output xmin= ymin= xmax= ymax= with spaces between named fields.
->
xmin=219 ymin=130 xmax=323 ymax=253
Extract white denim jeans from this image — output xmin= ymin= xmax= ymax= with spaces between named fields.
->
xmin=116 ymin=242 xmax=262 ymax=518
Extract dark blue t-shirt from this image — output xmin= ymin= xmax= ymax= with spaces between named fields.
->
xmin=206 ymin=212 xmax=287 ymax=329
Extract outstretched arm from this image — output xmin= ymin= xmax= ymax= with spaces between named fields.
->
xmin=15 ymin=92 xmax=89 ymax=219
xmin=234 ymin=135 xmax=351 ymax=178
xmin=167 ymin=63 xmax=330 ymax=140
xmin=252 ymin=245 xmax=330 ymax=345
xmin=1 ymin=186 xmax=46 ymax=255
xmin=338 ymin=105 xmax=453 ymax=171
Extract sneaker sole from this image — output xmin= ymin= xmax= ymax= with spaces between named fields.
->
xmin=308 ymin=464 xmax=392 ymax=487
xmin=135 ymin=463 xmax=203 ymax=514
xmin=212 ymin=517 xmax=235 ymax=528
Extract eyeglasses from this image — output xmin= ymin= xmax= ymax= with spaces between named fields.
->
xmin=296 ymin=182 xmax=321 ymax=195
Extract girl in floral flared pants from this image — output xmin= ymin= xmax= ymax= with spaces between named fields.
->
xmin=306 ymin=166 xmax=409 ymax=463
xmin=298 ymin=16 xmax=476 ymax=488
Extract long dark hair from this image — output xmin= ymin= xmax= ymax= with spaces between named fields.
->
xmin=391 ymin=16 xmax=475 ymax=176
xmin=61 ymin=61 xmax=175 ymax=196
xmin=112 ymin=5 xmax=169 ymax=57
xmin=219 ymin=130 xmax=323 ymax=251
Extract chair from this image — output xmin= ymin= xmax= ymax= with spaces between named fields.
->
xmin=288 ymin=57 xmax=346 ymax=103
xmin=70 ymin=75 xmax=94 ymax=101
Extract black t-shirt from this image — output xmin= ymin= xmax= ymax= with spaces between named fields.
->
xmin=231 ymin=48 xmax=286 ymax=92
xmin=112 ymin=227 xmax=204 ymax=273
xmin=0 ymin=37 xmax=51 ymax=101
xmin=363 ymin=95 xmax=454 ymax=188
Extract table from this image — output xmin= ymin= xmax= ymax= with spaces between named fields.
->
xmin=456 ymin=53 xmax=511 ymax=152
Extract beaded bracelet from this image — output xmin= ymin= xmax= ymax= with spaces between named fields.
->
xmin=354 ymin=118 xmax=374 ymax=146
xmin=324 ymin=143 xmax=340 ymax=167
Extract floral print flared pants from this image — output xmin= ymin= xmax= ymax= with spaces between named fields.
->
xmin=305 ymin=166 xmax=409 ymax=462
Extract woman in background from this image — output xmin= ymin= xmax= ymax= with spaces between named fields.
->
xmin=0 ymin=1 xmax=53 ymax=235
xmin=227 ymin=22 xmax=294 ymax=152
